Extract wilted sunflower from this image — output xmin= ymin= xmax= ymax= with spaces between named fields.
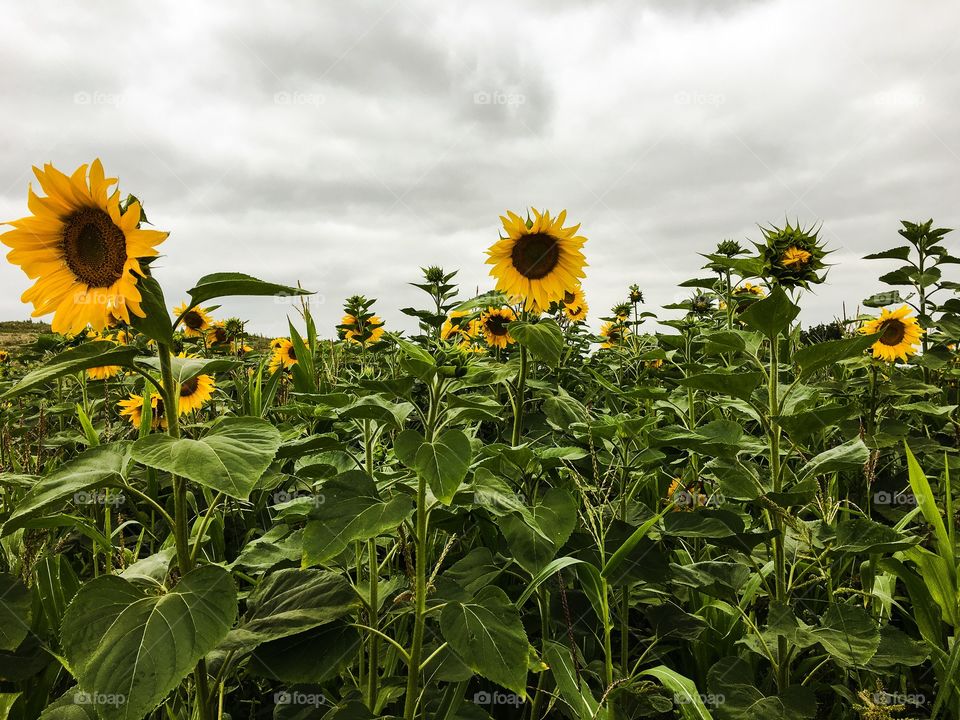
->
xmin=269 ymin=339 xmax=298 ymax=373
xmin=177 ymin=374 xmax=215 ymax=415
xmin=861 ymin=305 xmax=923 ymax=363
xmin=480 ymin=307 xmax=517 ymax=349
xmin=562 ymin=287 xmax=589 ymax=322
xmin=118 ymin=393 xmax=166 ymax=429
xmin=600 ymin=321 xmax=630 ymax=349
xmin=173 ymin=302 xmax=212 ymax=337
xmin=1 ymin=160 xmax=167 ymax=334
xmin=87 ymin=364 xmax=121 ymax=381
xmin=487 ymin=209 xmax=587 ymax=311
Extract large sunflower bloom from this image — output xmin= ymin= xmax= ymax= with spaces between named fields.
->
xmin=1 ymin=160 xmax=167 ymax=334
xmin=118 ymin=393 xmax=166 ymax=430
xmin=269 ymin=339 xmax=298 ymax=373
xmin=177 ymin=374 xmax=215 ymax=415
xmin=861 ymin=305 xmax=923 ymax=363
xmin=174 ymin=302 xmax=212 ymax=337
xmin=479 ymin=307 xmax=516 ymax=349
xmin=486 ymin=209 xmax=587 ymax=311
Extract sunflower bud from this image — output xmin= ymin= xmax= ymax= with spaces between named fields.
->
xmin=757 ymin=221 xmax=828 ymax=289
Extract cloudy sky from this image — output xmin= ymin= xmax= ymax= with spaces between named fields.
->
xmin=0 ymin=0 xmax=957 ymax=336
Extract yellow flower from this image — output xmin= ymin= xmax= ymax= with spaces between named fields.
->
xmin=207 ymin=321 xmax=229 ymax=345
xmin=1 ymin=160 xmax=167 ymax=334
xmin=269 ymin=339 xmax=298 ymax=372
xmin=645 ymin=359 xmax=663 ymax=370
xmin=780 ymin=246 xmax=812 ymax=268
xmin=441 ymin=310 xmax=470 ymax=341
xmin=562 ymin=287 xmax=589 ymax=322
xmin=177 ymin=374 xmax=215 ymax=415
xmin=486 ymin=208 xmax=587 ymax=311
xmin=479 ymin=307 xmax=517 ymax=349
xmin=735 ymin=282 xmax=765 ymax=297
xmin=600 ymin=321 xmax=630 ymax=349
xmin=270 ymin=337 xmax=287 ymax=351
xmin=87 ymin=365 xmax=121 ymax=381
xmin=174 ymin=303 xmax=212 ymax=337
xmin=118 ymin=393 xmax=166 ymax=429
xmin=861 ymin=305 xmax=923 ymax=363
xmin=345 ymin=316 xmax=385 ymax=345
xmin=0 ymin=350 xmax=9 ymax=364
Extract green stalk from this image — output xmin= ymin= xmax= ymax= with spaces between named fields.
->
xmin=364 ymin=420 xmax=380 ymax=708
xmin=768 ymin=336 xmax=789 ymax=691
xmin=511 ymin=346 xmax=528 ymax=446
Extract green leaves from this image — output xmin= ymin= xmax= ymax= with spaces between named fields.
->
xmin=136 ymin=356 xmax=238 ymax=385
xmin=792 ymin=334 xmax=877 ymax=379
xmin=812 ymin=604 xmax=881 ymax=666
xmin=440 ymin=586 xmax=529 ymax=696
xmin=0 ymin=575 xmax=31 ymax=651
xmin=3 ymin=443 xmax=131 ymax=536
xmin=132 ymin=418 xmax=280 ymax=500
xmin=739 ymin=286 xmax=800 ymax=338
xmin=508 ymin=320 xmax=564 ymax=365
xmin=186 ymin=272 xmax=311 ymax=307
xmin=61 ymin=565 xmax=237 ymax=720
xmin=679 ymin=371 xmax=764 ymax=402
xmin=394 ymin=429 xmax=473 ymax=504
xmin=2 ymin=342 xmax=138 ymax=399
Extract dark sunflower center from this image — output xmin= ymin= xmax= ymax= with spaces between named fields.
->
xmin=609 ymin=328 xmax=623 ymax=341
xmin=62 ymin=207 xmax=127 ymax=288
xmin=485 ymin=315 xmax=510 ymax=336
xmin=511 ymin=233 xmax=560 ymax=280
xmin=213 ymin=327 xmax=228 ymax=343
xmin=180 ymin=378 xmax=199 ymax=397
xmin=154 ymin=398 xmax=165 ymax=417
xmin=878 ymin=319 xmax=906 ymax=346
xmin=286 ymin=346 xmax=297 ymax=360
xmin=564 ymin=291 xmax=576 ymax=304
xmin=184 ymin=310 xmax=205 ymax=330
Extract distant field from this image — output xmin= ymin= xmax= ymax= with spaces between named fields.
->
xmin=0 ymin=319 xmax=51 ymax=350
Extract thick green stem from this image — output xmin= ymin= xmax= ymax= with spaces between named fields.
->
xmin=364 ymin=421 xmax=380 ymax=708
xmin=768 ymin=337 xmax=789 ymax=691
xmin=512 ymin=347 xmax=528 ymax=446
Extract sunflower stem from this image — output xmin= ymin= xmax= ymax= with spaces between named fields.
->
xmin=511 ymin=346 xmax=528 ymax=446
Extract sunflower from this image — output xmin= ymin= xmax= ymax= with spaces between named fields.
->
xmin=479 ymin=307 xmax=516 ymax=349
xmin=666 ymin=478 xmax=704 ymax=511
xmin=87 ymin=364 xmax=121 ymax=381
xmin=781 ymin=247 xmax=812 ymax=268
xmin=345 ymin=315 xmax=386 ymax=345
xmin=600 ymin=321 xmax=630 ymax=349
xmin=645 ymin=358 xmax=663 ymax=370
xmin=269 ymin=339 xmax=298 ymax=372
xmin=861 ymin=305 xmax=923 ymax=363
xmin=270 ymin=337 xmax=287 ymax=351
xmin=562 ymin=287 xmax=588 ymax=322
xmin=441 ymin=310 xmax=470 ymax=341
xmin=735 ymin=282 xmax=765 ymax=297
xmin=118 ymin=393 xmax=166 ymax=430
xmin=0 ymin=350 xmax=9 ymax=364
xmin=174 ymin=302 xmax=212 ymax=337
xmin=1 ymin=160 xmax=168 ymax=334
xmin=112 ymin=329 xmax=132 ymax=345
xmin=177 ymin=374 xmax=215 ymax=415
xmin=207 ymin=321 xmax=229 ymax=346
xmin=486 ymin=209 xmax=587 ymax=311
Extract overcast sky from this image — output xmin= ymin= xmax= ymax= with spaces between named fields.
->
xmin=1 ymin=0 xmax=958 ymax=337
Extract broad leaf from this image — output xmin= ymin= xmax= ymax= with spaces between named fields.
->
xmin=740 ymin=286 xmax=799 ymax=339
xmin=186 ymin=272 xmax=311 ymax=306
xmin=508 ymin=320 xmax=564 ymax=366
xmin=2 ymin=343 xmax=138 ymax=400
xmin=394 ymin=429 xmax=473 ymax=504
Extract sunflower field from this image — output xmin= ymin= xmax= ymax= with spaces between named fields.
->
xmin=0 ymin=160 xmax=959 ymax=720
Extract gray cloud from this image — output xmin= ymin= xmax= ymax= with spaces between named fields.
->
xmin=0 ymin=0 xmax=958 ymax=338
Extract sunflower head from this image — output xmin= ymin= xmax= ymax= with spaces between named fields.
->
xmin=269 ymin=339 xmax=298 ymax=373
xmin=440 ymin=310 xmax=471 ymax=341
xmin=612 ymin=302 xmax=631 ymax=321
xmin=861 ymin=305 xmax=923 ymax=363
xmin=207 ymin=321 xmax=229 ymax=346
xmin=479 ymin=307 xmax=517 ymax=349
xmin=562 ymin=287 xmax=589 ymax=322
xmin=174 ymin=303 xmax=213 ymax=338
xmin=87 ymin=364 xmax=121 ymax=381
xmin=690 ymin=293 xmax=715 ymax=316
xmin=177 ymin=374 xmax=215 ymax=415
xmin=118 ymin=393 xmax=166 ymax=430
xmin=628 ymin=284 xmax=644 ymax=304
xmin=339 ymin=297 xmax=386 ymax=346
xmin=1 ymin=160 xmax=167 ymax=334
xmin=757 ymin=221 xmax=828 ymax=289
xmin=0 ymin=350 xmax=9 ymax=364
xmin=486 ymin=209 xmax=587 ymax=311
xmin=600 ymin=321 xmax=630 ymax=349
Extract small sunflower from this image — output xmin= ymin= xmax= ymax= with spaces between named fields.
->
xmin=269 ymin=339 xmax=298 ymax=373
xmin=1 ymin=160 xmax=167 ymax=334
xmin=441 ymin=310 xmax=470 ymax=341
xmin=562 ymin=287 xmax=589 ymax=322
xmin=600 ymin=321 xmax=630 ymax=349
xmin=174 ymin=303 xmax=212 ymax=337
xmin=645 ymin=358 xmax=663 ymax=370
xmin=87 ymin=364 xmax=121 ymax=381
xmin=480 ymin=307 xmax=517 ymax=349
xmin=735 ymin=282 xmax=765 ymax=297
xmin=757 ymin=221 xmax=828 ymax=289
xmin=0 ymin=350 xmax=9 ymax=364
xmin=207 ymin=321 xmax=229 ymax=346
xmin=112 ymin=329 xmax=132 ymax=345
xmin=118 ymin=393 xmax=166 ymax=429
xmin=486 ymin=209 xmax=587 ymax=311
xmin=861 ymin=305 xmax=923 ymax=363
xmin=345 ymin=315 xmax=386 ymax=345
xmin=177 ymin=374 xmax=215 ymax=415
